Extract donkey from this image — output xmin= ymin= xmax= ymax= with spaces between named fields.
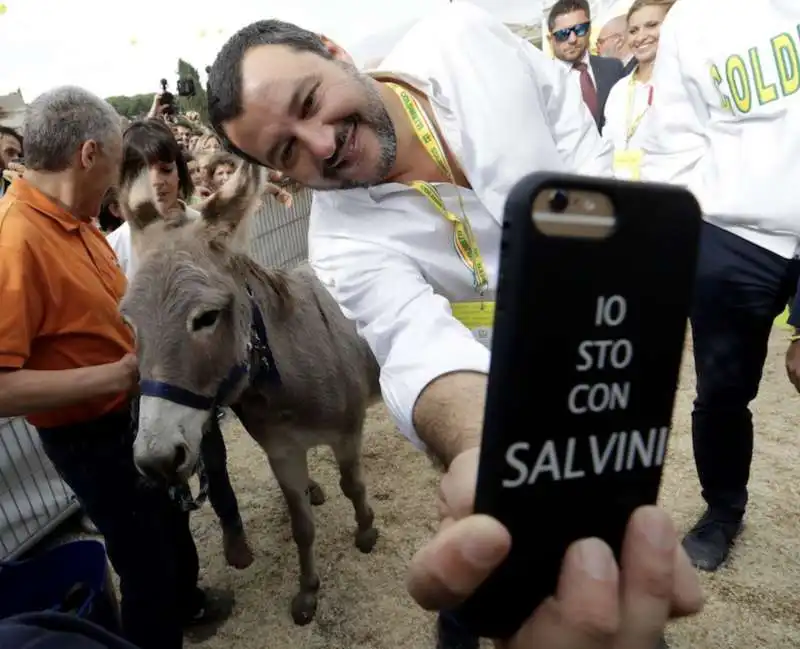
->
xmin=117 ymin=162 xmax=381 ymax=625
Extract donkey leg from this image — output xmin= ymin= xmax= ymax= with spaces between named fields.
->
xmin=306 ymin=478 xmax=326 ymax=506
xmin=331 ymin=433 xmax=378 ymax=554
xmin=267 ymin=451 xmax=320 ymax=625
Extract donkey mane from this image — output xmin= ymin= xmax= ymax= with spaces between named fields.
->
xmin=222 ymin=245 xmax=295 ymax=319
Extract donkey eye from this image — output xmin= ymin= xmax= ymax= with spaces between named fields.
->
xmin=192 ymin=309 xmax=221 ymax=331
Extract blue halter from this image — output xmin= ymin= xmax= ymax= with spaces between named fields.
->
xmin=138 ymin=284 xmax=280 ymax=410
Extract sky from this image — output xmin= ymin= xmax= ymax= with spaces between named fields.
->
xmin=0 ymin=0 xmax=547 ymax=100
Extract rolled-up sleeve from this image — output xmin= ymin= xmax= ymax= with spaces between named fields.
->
xmin=310 ymin=233 xmax=490 ymax=447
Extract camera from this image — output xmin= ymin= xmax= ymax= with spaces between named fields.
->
xmin=159 ymin=79 xmax=176 ymax=116
xmin=176 ymin=78 xmax=196 ymax=98
xmin=548 ymin=190 xmax=570 ymax=213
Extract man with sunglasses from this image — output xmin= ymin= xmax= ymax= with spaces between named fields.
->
xmin=547 ymin=0 xmax=625 ymax=133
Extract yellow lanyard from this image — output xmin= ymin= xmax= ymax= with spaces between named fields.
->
xmin=385 ymin=82 xmax=489 ymax=296
xmin=624 ymin=69 xmax=653 ymax=147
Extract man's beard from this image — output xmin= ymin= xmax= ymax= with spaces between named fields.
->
xmin=314 ymin=65 xmax=397 ymax=191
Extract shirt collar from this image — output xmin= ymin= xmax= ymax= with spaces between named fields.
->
xmin=560 ymin=50 xmax=590 ymax=70
xmin=7 ymin=177 xmax=82 ymax=232
xmin=357 ymin=70 xmax=454 ymax=203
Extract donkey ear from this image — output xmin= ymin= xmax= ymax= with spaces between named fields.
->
xmin=116 ymin=169 xmax=161 ymax=232
xmin=198 ymin=161 xmax=265 ymax=234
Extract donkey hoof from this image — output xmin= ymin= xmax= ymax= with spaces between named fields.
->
xmin=290 ymin=592 xmax=318 ymax=626
xmin=355 ymin=527 xmax=378 ymax=553
xmin=223 ymin=528 xmax=254 ymax=570
xmin=307 ymin=483 xmax=326 ymax=506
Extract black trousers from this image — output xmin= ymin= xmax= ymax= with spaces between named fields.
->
xmin=201 ymin=411 xmax=243 ymax=533
xmin=38 ymin=408 xmax=202 ymax=649
xmin=690 ymin=223 xmax=799 ymax=517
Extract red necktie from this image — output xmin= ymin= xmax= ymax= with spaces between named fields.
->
xmin=574 ymin=61 xmax=599 ymax=120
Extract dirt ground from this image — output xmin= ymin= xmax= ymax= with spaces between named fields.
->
xmin=191 ymin=327 xmax=800 ymax=649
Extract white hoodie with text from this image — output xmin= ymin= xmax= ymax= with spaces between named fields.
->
xmin=640 ymin=0 xmax=800 ymax=258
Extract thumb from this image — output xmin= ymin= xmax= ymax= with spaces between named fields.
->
xmin=407 ymin=514 xmax=511 ymax=611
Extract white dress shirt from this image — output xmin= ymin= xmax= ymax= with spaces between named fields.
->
xmin=560 ymin=50 xmax=597 ymax=91
xmin=309 ymin=2 xmax=611 ymax=446
xmin=639 ymin=0 xmax=800 ymax=259
xmin=106 ymin=221 xmax=134 ymax=278
xmin=603 ymin=72 xmax=654 ymax=156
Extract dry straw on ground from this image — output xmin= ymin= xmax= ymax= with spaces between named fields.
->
xmin=191 ymin=328 xmax=800 ymax=649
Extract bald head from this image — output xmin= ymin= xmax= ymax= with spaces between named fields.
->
xmin=596 ymin=15 xmax=630 ymax=60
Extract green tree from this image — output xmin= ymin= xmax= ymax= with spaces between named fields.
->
xmin=176 ymin=58 xmax=209 ymax=123
xmin=106 ymin=93 xmax=155 ymax=120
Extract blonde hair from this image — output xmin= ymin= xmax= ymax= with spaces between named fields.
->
xmin=192 ymin=131 xmax=221 ymax=155
xmin=627 ymin=0 xmax=675 ymax=21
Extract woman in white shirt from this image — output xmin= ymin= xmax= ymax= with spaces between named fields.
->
xmin=107 ymin=120 xmax=202 ymax=279
xmin=107 ymin=118 xmax=255 ymax=571
xmin=602 ymin=0 xmax=675 ymax=180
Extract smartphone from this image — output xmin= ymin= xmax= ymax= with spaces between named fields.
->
xmin=452 ymin=172 xmax=702 ymax=639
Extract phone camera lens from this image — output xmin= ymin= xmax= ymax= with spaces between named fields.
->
xmin=549 ymin=190 xmax=569 ymax=213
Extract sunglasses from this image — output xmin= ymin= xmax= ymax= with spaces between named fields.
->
xmin=552 ymin=21 xmax=591 ymax=43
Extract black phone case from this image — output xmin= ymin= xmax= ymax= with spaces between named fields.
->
xmin=452 ymin=172 xmax=702 ymax=639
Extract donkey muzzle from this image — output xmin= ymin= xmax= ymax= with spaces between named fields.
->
xmin=134 ymin=394 xmax=209 ymax=483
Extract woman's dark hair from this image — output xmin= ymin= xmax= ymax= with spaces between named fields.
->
xmin=121 ymin=119 xmax=193 ymax=200
xmin=97 ymin=187 xmax=124 ymax=233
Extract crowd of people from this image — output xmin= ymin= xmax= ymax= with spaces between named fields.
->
xmin=0 ymin=0 xmax=798 ymax=648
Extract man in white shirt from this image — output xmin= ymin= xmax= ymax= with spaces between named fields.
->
xmin=206 ymin=4 xmax=701 ymax=647
xmin=640 ymin=0 xmax=800 ymax=572
xmin=547 ymin=0 xmax=625 ymax=133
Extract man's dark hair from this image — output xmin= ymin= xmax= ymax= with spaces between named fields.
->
xmin=121 ymin=119 xmax=193 ymax=200
xmin=548 ymin=0 xmax=591 ymax=32
xmin=206 ymin=19 xmax=332 ymax=165
xmin=0 ymin=125 xmax=23 ymax=153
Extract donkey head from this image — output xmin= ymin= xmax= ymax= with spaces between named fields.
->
xmin=119 ymin=161 xmax=266 ymax=482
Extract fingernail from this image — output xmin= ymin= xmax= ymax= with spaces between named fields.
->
xmin=460 ymin=521 xmax=507 ymax=568
xmin=639 ymin=507 xmax=675 ymax=551
xmin=578 ymin=538 xmax=615 ymax=581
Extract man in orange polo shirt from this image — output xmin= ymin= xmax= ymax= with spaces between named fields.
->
xmin=0 ymin=86 xmax=228 ymax=649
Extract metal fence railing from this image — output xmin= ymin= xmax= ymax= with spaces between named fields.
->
xmin=249 ymin=187 xmax=313 ymax=269
xmin=0 ymin=417 xmax=78 ymax=561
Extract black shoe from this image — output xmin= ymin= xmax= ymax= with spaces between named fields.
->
xmin=682 ymin=509 xmax=743 ymax=572
xmin=183 ymin=587 xmax=235 ymax=642
xmin=436 ymin=612 xmax=479 ymax=649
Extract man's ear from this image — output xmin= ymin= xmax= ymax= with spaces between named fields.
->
xmin=79 ymin=140 xmax=99 ymax=171
xmin=319 ymin=34 xmax=355 ymax=66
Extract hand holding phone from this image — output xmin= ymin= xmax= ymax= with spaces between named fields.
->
xmin=446 ymin=172 xmax=703 ymax=639
xmin=409 ymin=477 xmax=703 ymax=649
